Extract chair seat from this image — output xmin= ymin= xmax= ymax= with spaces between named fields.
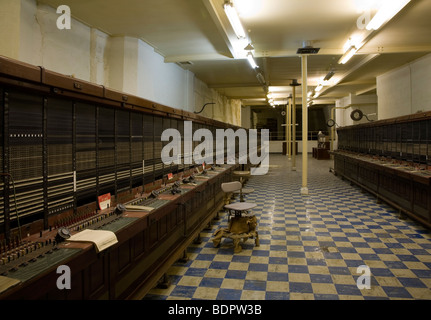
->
xmin=233 ymin=188 xmax=254 ymax=194
xmin=233 ymin=171 xmax=250 ymax=177
xmin=225 ymin=202 xmax=256 ymax=211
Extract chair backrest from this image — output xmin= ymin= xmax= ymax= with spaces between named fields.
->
xmin=221 ymin=181 xmax=242 ymax=193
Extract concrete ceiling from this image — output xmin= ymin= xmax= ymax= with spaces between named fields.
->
xmin=40 ymin=0 xmax=431 ymax=107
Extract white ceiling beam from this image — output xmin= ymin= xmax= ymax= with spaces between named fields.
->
xmin=164 ymin=53 xmax=232 ymax=63
xmin=208 ymin=83 xmax=263 ymax=88
xmin=356 ymin=85 xmax=377 ymax=96
xmin=201 ymin=0 xmax=236 ymax=58
xmin=315 ymin=53 xmax=380 ymax=99
xmin=201 ymin=0 xmax=251 ymax=60
xmin=359 ymin=46 xmax=431 ymax=54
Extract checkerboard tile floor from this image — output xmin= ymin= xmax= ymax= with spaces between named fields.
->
xmin=143 ymin=155 xmax=431 ymax=300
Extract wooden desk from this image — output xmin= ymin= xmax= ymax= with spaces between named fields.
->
xmin=333 ymin=151 xmax=431 ymax=229
xmin=0 ymin=164 xmax=238 ymax=300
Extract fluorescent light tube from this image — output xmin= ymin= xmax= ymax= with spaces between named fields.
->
xmin=366 ymin=0 xmax=411 ymax=31
xmin=224 ymin=2 xmax=246 ymax=39
xmin=315 ymin=84 xmax=323 ymax=92
xmin=338 ymin=46 xmax=357 ymax=64
xmin=256 ymin=72 xmax=265 ymax=84
xmin=247 ymin=52 xmax=258 ymax=69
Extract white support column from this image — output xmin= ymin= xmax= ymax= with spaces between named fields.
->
xmin=291 ymin=87 xmax=297 ymax=171
xmin=301 ymin=54 xmax=309 ymax=195
xmin=287 ymin=98 xmax=292 ymax=160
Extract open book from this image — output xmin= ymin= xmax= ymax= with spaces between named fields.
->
xmin=68 ymin=229 xmax=118 ymax=253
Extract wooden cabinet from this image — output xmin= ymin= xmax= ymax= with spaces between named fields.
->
xmin=333 ymin=112 xmax=431 ymax=229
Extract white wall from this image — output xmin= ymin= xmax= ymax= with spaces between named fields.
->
xmin=193 ymin=77 xmax=241 ymax=125
xmin=20 ymin=2 xmax=92 ymax=81
xmin=137 ymin=39 xmax=191 ymax=111
xmin=3 ymin=0 xmax=241 ymax=126
xmin=332 ymin=54 xmax=431 ymax=150
xmin=0 ymin=0 xmax=21 ymax=59
xmin=90 ymin=29 xmax=110 ymax=85
xmin=410 ymin=54 xmax=431 ymax=113
xmin=335 ymin=94 xmax=378 ymax=127
xmin=377 ymin=65 xmax=412 ymax=119
xmin=377 ymin=53 xmax=431 ymax=120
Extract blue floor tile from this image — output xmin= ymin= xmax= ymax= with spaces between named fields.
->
xmin=200 ymin=277 xmax=224 ymax=288
xmin=288 ymin=265 xmax=309 ymax=273
xmin=170 ymin=286 xmax=197 ymax=298
xmin=397 ymin=277 xmax=427 ymax=288
xmin=382 ymin=286 xmax=413 ymax=299
xmin=216 ymin=288 xmax=243 ymax=300
xmin=265 ymin=292 xmax=290 ymax=300
xmin=310 ymin=274 xmax=333 ymax=283
xmin=289 ymin=282 xmax=313 ymax=294
xmin=267 ymin=272 xmax=289 ymax=282
xmin=225 ymin=270 xmax=247 ymax=280
xmin=335 ymin=284 xmax=363 ymax=296
xmin=244 ymin=280 xmax=266 ymax=291
xmin=248 ymin=263 xmax=268 ymax=272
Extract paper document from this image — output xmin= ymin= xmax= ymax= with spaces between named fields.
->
xmin=68 ymin=229 xmax=118 ymax=253
xmin=125 ymin=205 xmax=154 ymax=212
xmin=0 ymin=276 xmax=21 ymax=294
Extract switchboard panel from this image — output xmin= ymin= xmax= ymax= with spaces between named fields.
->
xmin=143 ymin=114 xmax=154 ymax=185
xmin=131 ymin=113 xmax=143 ymax=188
xmin=116 ymin=109 xmax=131 ymax=193
xmin=7 ymin=90 xmax=44 ymax=227
xmin=0 ymin=56 xmax=247 ymax=300
xmin=154 ymin=116 xmax=164 ymax=180
xmin=0 ymin=88 xmax=3 ymax=229
xmin=46 ymin=98 xmax=74 ymax=216
xmin=98 ymin=107 xmax=115 ymax=196
xmin=335 ymin=112 xmax=431 ymax=230
xmin=75 ymin=103 xmax=97 ymax=207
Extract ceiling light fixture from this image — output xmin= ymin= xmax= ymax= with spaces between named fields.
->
xmin=224 ymin=1 xmax=246 ymax=39
xmin=315 ymin=84 xmax=323 ymax=92
xmin=233 ymin=0 xmax=263 ymax=18
xmin=338 ymin=46 xmax=358 ymax=64
xmin=247 ymin=52 xmax=258 ymax=69
xmin=256 ymin=72 xmax=265 ymax=84
xmin=366 ymin=0 xmax=411 ymax=31
xmin=323 ymin=70 xmax=335 ymax=81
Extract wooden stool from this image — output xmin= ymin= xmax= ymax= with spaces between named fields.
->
xmin=233 ymin=170 xmax=250 ymax=186
xmin=212 ymin=193 xmax=259 ymax=253
xmin=212 ymin=215 xmax=259 ymax=253
xmin=232 ymin=171 xmax=253 ymax=202
xmin=233 ymin=187 xmax=254 ymax=202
